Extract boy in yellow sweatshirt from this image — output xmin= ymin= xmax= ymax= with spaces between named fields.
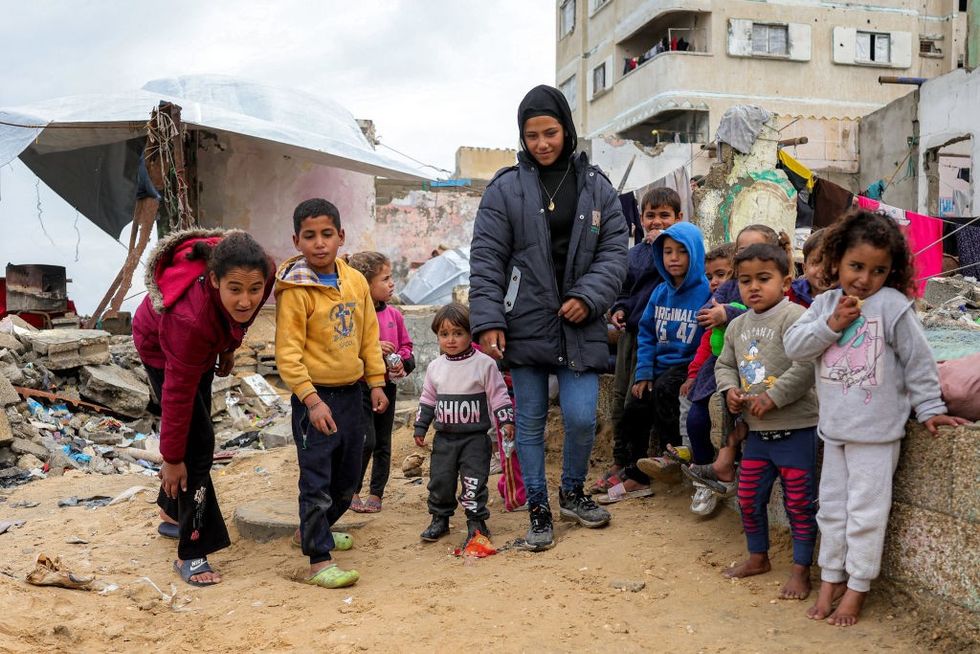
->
xmin=275 ymin=198 xmax=388 ymax=589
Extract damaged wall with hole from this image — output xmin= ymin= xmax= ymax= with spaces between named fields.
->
xmin=917 ymin=67 xmax=980 ymax=217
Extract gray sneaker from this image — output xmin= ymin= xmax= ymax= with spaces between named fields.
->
xmin=525 ymin=504 xmax=555 ymax=551
xmin=559 ymin=487 xmax=611 ymax=528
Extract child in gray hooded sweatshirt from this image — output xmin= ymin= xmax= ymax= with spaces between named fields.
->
xmin=784 ymin=211 xmax=966 ymax=627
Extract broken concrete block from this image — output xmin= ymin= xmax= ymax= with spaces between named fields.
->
xmin=0 ymin=413 xmax=12 ymax=447
xmin=79 ymin=364 xmax=150 ymax=418
xmin=260 ymin=420 xmax=292 ymax=449
xmin=0 ymin=362 xmax=24 ymax=385
xmin=0 ymin=332 xmax=24 ymax=354
xmin=10 ymin=437 xmax=49 ymax=461
xmin=923 ymin=276 xmax=980 ymax=308
xmin=21 ymin=329 xmax=111 ymax=370
xmin=241 ymin=374 xmax=280 ymax=407
xmin=0 ymin=375 xmax=20 ymax=406
xmin=16 ymin=453 xmax=44 ymax=470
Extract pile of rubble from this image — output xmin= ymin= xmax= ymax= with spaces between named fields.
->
xmin=920 ymin=275 xmax=980 ymax=329
xmin=0 ymin=316 xmax=291 ymax=488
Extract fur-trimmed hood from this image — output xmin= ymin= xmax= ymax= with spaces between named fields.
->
xmin=144 ymin=227 xmax=239 ymax=312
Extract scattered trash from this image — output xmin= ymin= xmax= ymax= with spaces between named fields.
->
xmin=108 ymin=485 xmax=155 ymax=506
xmin=254 ymin=466 xmax=270 ymax=476
xmin=402 ymin=452 xmax=426 ymax=477
xmin=452 ymin=531 xmax=496 ymax=558
xmin=66 ymin=536 xmax=89 ymax=544
xmin=342 ymin=596 xmax=353 ymax=605
xmin=0 ymin=519 xmax=26 ymax=535
xmin=222 ymin=431 xmax=260 ymax=449
xmin=26 ymin=553 xmax=94 ymax=590
xmin=11 ymin=500 xmax=39 ymax=509
xmin=58 ymin=495 xmax=112 ymax=508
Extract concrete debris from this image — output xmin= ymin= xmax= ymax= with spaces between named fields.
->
xmin=921 ymin=276 xmax=980 ymax=330
xmin=79 ymin=364 xmax=150 ymax=418
xmin=20 ymin=329 xmax=111 ymax=370
xmin=0 ymin=327 xmax=288 ymax=488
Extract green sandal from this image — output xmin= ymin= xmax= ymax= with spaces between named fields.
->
xmin=291 ymin=530 xmax=354 ymax=551
xmin=305 ymin=564 xmax=359 ymax=589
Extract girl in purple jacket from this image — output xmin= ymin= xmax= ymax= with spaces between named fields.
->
xmin=346 ymin=252 xmax=414 ymax=513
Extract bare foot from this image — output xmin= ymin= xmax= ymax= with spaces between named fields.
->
xmin=779 ymin=564 xmax=812 ymax=600
xmin=621 ymin=478 xmax=650 ymax=492
xmin=711 ymin=461 xmax=736 ymax=483
xmin=806 ymin=581 xmax=846 ymax=619
xmin=177 ymin=558 xmax=221 ymax=584
xmin=723 ymin=552 xmax=771 ymax=579
xmin=827 ymin=588 xmax=866 ymax=626
xmin=159 ymin=509 xmax=178 ymax=526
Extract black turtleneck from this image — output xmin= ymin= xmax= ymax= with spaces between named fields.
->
xmin=538 ymin=158 xmax=577 ymax=294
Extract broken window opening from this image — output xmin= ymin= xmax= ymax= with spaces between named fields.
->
xmin=560 ymin=0 xmax=576 ymax=39
xmin=857 ymin=31 xmax=891 ymax=63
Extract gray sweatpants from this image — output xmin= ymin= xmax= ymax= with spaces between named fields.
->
xmin=817 ymin=438 xmax=901 ymax=593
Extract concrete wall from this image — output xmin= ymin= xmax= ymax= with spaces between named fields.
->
xmin=373 ymin=185 xmax=483 ymax=289
xmin=858 ymin=90 xmax=920 ymax=211
xmin=916 ymin=67 xmax=980 ymax=216
xmin=195 ymin=132 xmax=376 ymax=267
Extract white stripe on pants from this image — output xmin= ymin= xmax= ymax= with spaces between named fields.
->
xmin=817 ymin=439 xmax=901 ymax=593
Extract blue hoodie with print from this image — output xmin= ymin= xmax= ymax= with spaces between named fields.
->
xmin=633 ymin=222 xmax=711 ymax=382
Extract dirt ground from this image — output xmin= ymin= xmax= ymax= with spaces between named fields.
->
xmin=0 ymin=426 xmax=962 ymax=654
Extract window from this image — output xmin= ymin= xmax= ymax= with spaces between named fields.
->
xmin=752 ymin=23 xmax=788 ymax=56
xmin=559 ymin=75 xmax=577 ymax=108
xmin=560 ymin=0 xmax=575 ymax=39
xmin=592 ymin=63 xmax=607 ymax=96
xmin=856 ymin=31 xmax=891 ymax=63
xmin=589 ymin=0 xmax=610 ymax=15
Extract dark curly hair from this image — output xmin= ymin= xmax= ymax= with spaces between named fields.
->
xmin=346 ymin=251 xmax=391 ymax=282
xmin=820 ymin=210 xmax=914 ymax=297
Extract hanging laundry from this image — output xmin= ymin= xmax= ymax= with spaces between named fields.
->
xmin=856 ymin=196 xmax=942 ymax=294
xmin=864 ymin=179 xmax=886 ymax=200
xmin=777 ymin=150 xmax=815 ymax=193
xmin=619 ymin=191 xmax=642 ymax=245
xmin=811 ymin=178 xmax=854 ymax=228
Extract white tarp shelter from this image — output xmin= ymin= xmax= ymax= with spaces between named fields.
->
xmin=0 ymin=74 xmax=431 ymax=238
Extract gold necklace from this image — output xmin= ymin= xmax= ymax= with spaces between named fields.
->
xmin=540 ymin=162 xmax=572 ymax=212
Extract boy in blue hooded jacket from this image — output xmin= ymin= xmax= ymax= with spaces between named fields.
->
xmin=621 ymin=222 xmax=711 ymax=493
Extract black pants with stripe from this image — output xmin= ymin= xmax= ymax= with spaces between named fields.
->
xmin=427 ymin=430 xmax=492 ymax=521
xmin=146 ymin=365 xmax=231 ymax=562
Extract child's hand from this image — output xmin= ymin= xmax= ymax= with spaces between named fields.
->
xmin=308 ymin=400 xmax=337 ymax=435
xmin=559 ymin=298 xmax=589 ymax=323
xmin=414 ymin=435 xmax=426 ymax=447
xmin=632 ymin=381 xmax=652 ymax=398
xmin=379 ymin=340 xmax=396 ymax=355
xmin=697 ymin=299 xmax=727 ymax=329
xmin=389 ymin=359 xmax=405 ymax=378
xmin=725 ymin=388 xmax=745 ymax=414
xmin=370 ymin=387 xmax=389 ymax=414
xmin=827 ymin=295 xmax=861 ymax=332
xmin=501 ymin=424 xmax=515 ymax=441
xmin=679 ymin=379 xmax=693 ymax=397
xmin=923 ymin=414 xmax=970 ymax=436
xmin=748 ymin=392 xmax=776 ymax=417
xmin=610 ymin=309 xmax=626 ymax=330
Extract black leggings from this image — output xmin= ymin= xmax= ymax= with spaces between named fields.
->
xmin=146 ymin=365 xmax=230 ymax=561
xmin=620 ymin=364 xmax=688 ymax=484
xmin=357 ymin=382 xmax=397 ymax=498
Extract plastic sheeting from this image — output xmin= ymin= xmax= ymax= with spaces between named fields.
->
xmin=0 ymin=75 xmax=431 ymax=237
xmin=398 ymin=248 xmax=470 ymax=306
xmin=715 ymin=105 xmax=773 ymax=154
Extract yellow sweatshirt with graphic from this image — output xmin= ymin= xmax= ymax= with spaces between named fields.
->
xmin=275 ymin=255 xmax=386 ymax=401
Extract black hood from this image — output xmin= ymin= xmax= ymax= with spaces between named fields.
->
xmin=517 ymin=85 xmax=578 ymax=165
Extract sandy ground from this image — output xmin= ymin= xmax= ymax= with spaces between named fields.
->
xmin=0 ymin=426 xmax=956 ymax=654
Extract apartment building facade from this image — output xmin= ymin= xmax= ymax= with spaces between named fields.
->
xmin=556 ymin=0 xmax=967 ymax=151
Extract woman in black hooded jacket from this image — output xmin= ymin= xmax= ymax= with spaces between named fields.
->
xmin=469 ymin=85 xmax=628 ymax=551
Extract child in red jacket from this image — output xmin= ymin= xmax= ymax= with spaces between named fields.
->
xmin=133 ymin=229 xmax=274 ymax=587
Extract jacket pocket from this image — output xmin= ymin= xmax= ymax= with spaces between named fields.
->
xmin=504 ymin=266 xmax=522 ymax=314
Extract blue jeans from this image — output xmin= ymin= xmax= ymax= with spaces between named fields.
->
xmin=510 ymin=366 xmax=599 ymax=506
